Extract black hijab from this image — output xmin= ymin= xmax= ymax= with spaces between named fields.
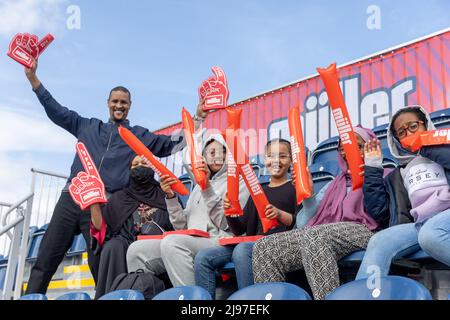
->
xmin=103 ymin=165 xmax=167 ymax=234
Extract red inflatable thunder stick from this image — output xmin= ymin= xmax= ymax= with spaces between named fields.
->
xmin=223 ymin=108 xmax=243 ymax=216
xmin=7 ymin=33 xmax=54 ymax=68
xmin=198 ymin=66 xmax=229 ymax=111
xmin=226 ymin=109 xmax=279 ymax=233
xmin=288 ymin=106 xmax=312 ymax=205
xmin=118 ymin=126 xmax=189 ymax=196
xmin=401 ymin=129 xmax=450 ymax=152
xmin=317 ymin=63 xmax=364 ymax=190
xmin=181 ymin=108 xmax=207 ymax=191
xmin=69 ymin=143 xmax=107 ymax=211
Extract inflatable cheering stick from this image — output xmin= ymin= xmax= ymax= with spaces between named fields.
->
xmin=181 ymin=108 xmax=207 ymax=190
xmin=227 ymin=109 xmax=279 ymax=233
xmin=288 ymin=106 xmax=312 ymax=205
xmin=118 ymin=126 xmax=189 ymax=196
xmin=401 ymin=128 xmax=450 ymax=152
xmin=317 ymin=63 xmax=364 ymax=190
xmin=224 ymin=108 xmax=243 ymax=216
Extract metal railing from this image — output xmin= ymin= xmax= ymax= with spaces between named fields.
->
xmin=0 ymin=193 xmax=33 ymax=300
xmin=0 ymin=168 xmax=68 ymax=300
xmin=0 ymin=202 xmax=13 ymax=256
xmin=29 ymin=168 xmax=68 ymax=229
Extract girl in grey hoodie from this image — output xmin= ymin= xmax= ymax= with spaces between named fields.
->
xmin=356 ymin=105 xmax=450 ymax=280
xmin=126 ymin=132 xmax=249 ymax=287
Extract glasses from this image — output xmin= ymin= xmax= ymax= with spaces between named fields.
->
xmin=394 ymin=121 xmax=424 ymax=139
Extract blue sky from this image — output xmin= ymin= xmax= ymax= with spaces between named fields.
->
xmin=0 ymin=0 xmax=449 ymax=203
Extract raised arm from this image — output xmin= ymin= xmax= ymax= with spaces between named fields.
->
xmin=25 ymin=59 xmax=90 ymax=137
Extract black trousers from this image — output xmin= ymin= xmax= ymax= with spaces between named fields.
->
xmin=25 ymin=191 xmax=100 ymax=294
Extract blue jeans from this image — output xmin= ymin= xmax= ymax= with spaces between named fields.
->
xmin=356 ymin=208 xmax=450 ymax=280
xmin=194 ymin=242 xmax=255 ymax=299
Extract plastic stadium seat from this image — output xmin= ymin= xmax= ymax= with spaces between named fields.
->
xmin=404 ymin=249 xmax=431 ymax=261
xmin=19 ymin=293 xmax=48 ymax=300
xmin=99 ymin=289 xmax=144 ymax=300
xmin=430 ymin=108 xmax=450 ymax=129
xmin=222 ymin=262 xmax=235 ymax=271
xmin=309 ymin=162 xmax=339 ymax=194
xmin=325 ymin=276 xmax=432 ymax=300
xmin=66 ymin=233 xmax=87 ymax=257
xmin=250 ymin=156 xmax=263 ymax=178
xmin=26 ymin=224 xmax=49 ymax=261
xmin=339 ymin=250 xmax=366 ymax=263
xmin=56 ymin=292 xmax=91 ymax=300
xmin=178 ymin=173 xmax=193 ymax=208
xmin=258 ymin=175 xmax=271 ymax=186
xmin=311 ymin=136 xmax=339 ymax=165
xmin=372 ymin=123 xmax=389 ymax=150
xmin=153 ymin=286 xmax=212 ymax=300
xmin=227 ymin=282 xmax=312 ymax=300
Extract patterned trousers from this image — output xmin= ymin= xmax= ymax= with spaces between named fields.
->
xmin=252 ymin=222 xmax=374 ymax=300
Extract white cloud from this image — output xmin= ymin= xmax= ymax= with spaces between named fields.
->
xmin=0 ymin=105 xmax=74 ymax=209
xmin=0 ymin=106 xmax=75 ymax=152
xmin=0 ymin=0 xmax=67 ymax=38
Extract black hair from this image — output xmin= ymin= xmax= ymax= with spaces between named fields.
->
xmin=390 ymin=107 xmax=427 ymax=136
xmin=203 ymin=139 xmax=226 ymax=157
xmin=265 ymin=138 xmax=292 ymax=156
xmin=109 ymin=86 xmax=132 ymax=102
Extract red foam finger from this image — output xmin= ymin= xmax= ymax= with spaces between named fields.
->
xmin=76 ymin=142 xmax=100 ymax=178
xmin=7 ymin=34 xmax=33 ymax=68
xmin=37 ymin=34 xmax=54 ymax=56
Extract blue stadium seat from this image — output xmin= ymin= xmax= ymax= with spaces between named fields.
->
xmin=311 ymin=136 xmax=339 ymax=165
xmin=19 ymin=293 xmax=48 ymax=300
xmin=99 ymin=289 xmax=144 ymax=300
xmin=56 ymin=292 xmax=91 ymax=300
xmin=339 ymin=250 xmax=365 ymax=263
xmin=372 ymin=123 xmax=389 ymax=150
xmin=430 ymin=108 xmax=450 ymax=128
xmin=26 ymin=224 xmax=49 ymax=262
xmin=153 ymin=286 xmax=212 ymax=300
xmin=258 ymin=175 xmax=271 ymax=186
xmin=178 ymin=173 xmax=193 ymax=208
xmin=325 ymin=276 xmax=432 ymax=300
xmin=250 ymin=156 xmax=263 ymax=178
xmin=222 ymin=262 xmax=235 ymax=271
xmin=404 ymin=249 xmax=430 ymax=261
xmin=309 ymin=162 xmax=339 ymax=194
xmin=227 ymin=282 xmax=312 ymax=300
xmin=66 ymin=233 xmax=87 ymax=257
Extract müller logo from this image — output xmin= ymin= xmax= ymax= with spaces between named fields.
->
xmin=290 ymin=137 xmax=300 ymax=164
xmin=433 ymin=129 xmax=450 ymax=140
xmin=142 ymin=155 xmax=162 ymax=176
xmin=82 ymin=189 xmax=100 ymax=201
xmin=227 ymin=151 xmax=237 ymax=178
xmin=241 ymin=164 xmax=263 ymax=195
xmin=332 ymin=107 xmax=353 ymax=145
